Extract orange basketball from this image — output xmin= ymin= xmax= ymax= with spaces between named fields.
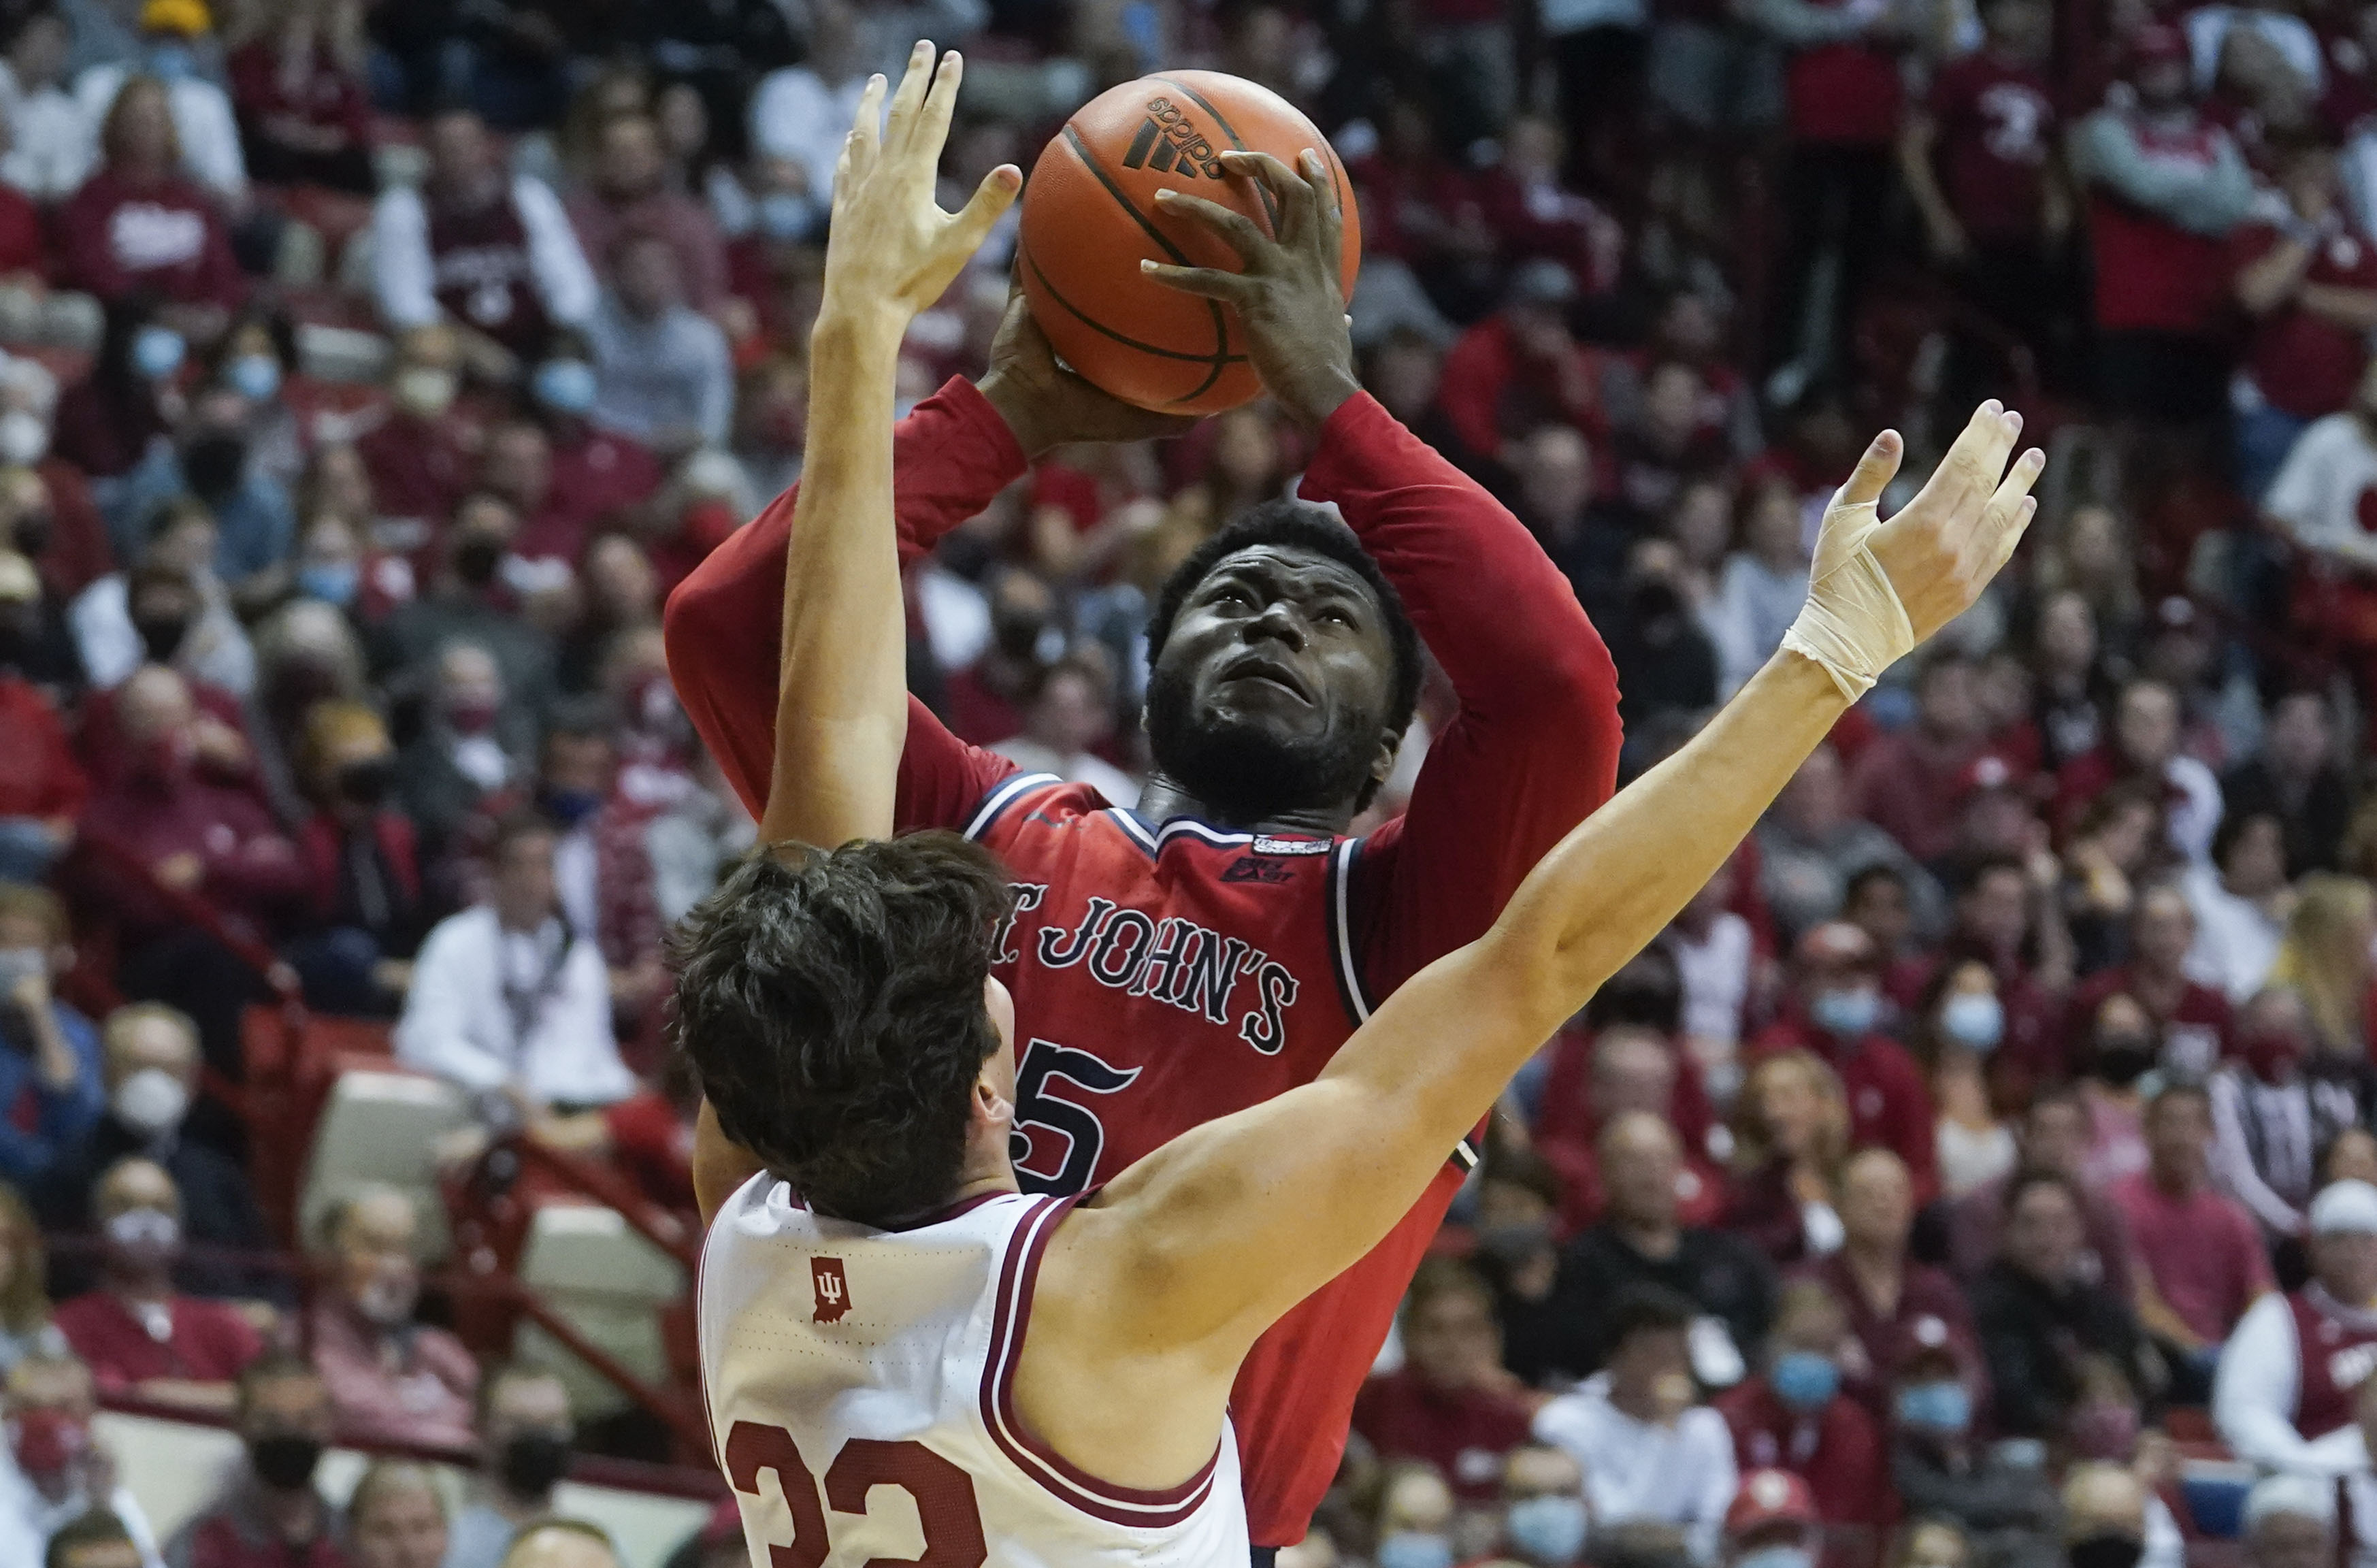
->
xmin=1017 ymin=70 xmax=1362 ymax=416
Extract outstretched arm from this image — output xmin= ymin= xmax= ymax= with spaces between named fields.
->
xmin=1059 ymin=403 xmax=2044 ymax=1384
xmin=693 ymin=44 xmax=1019 ymax=1222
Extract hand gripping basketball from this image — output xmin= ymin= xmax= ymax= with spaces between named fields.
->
xmin=1781 ymin=402 xmax=2047 ymax=700
xmin=821 ymin=42 xmax=1022 ymax=331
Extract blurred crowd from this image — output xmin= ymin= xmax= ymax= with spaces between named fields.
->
xmin=3 ymin=0 xmax=2377 ymax=1561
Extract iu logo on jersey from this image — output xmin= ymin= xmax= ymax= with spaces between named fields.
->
xmin=811 ymin=1257 xmax=851 ymax=1323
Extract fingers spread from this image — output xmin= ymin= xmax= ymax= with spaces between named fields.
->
xmin=885 ymin=40 xmax=935 ymax=149
xmin=1220 ymin=149 xmax=1307 ymax=240
xmin=1926 ymin=400 xmax=2019 ymax=512
xmin=842 ymin=73 xmax=886 ymax=182
xmin=1834 ymin=429 xmax=1904 ymax=512
xmin=1141 ymin=259 xmax=1251 ymax=301
xmin=1977 ymin=447 xmax=2048 ymax=578
xmin=1153 ymin=189 xmax=1268 ymax=263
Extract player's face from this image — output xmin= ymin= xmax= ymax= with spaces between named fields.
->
xmin=1145 ymin=546 xmax=1397 ymax=819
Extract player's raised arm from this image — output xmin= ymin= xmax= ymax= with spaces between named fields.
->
xmin=695 ymin=44 xmax=1018 ymax=1223
xmin=1060 ymin=402 xmax=2044 ymax=1371
xmin=755 ymin=45 xmax=1019 ymax=851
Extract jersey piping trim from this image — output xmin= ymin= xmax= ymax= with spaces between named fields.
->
xmin=981 ymin=1192 xmax=1223 ymax=1527
xmin=1106 ymin=808 xmax=1160 ymax=857
xmin=883 ymin=1190 xmax=1017 ymax=1233
xmin=1326 ymin=838 xmax=1372 ymax=1026
xmin=964 ymin=772 xmax=1064 ymax=843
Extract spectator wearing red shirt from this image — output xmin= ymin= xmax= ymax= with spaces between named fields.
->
xmin=2113 ymin=1083 xmax=2274 ymax=1403
xmin=52 ymin=299 xmax=179 ymax=482
xmin=225 ymin=1 xmax=375 ymax=195
xmin=1435 ymin=261 xmax=1607 ymax=470
xmin=566 ymin=111 xmax=728 ymax=312
xmin=353 ymin=325 xmax=481 ymax=544
xmin=1920 ymin=857 xmax=2070 ymax=1091
xmin=165 ymin=1353 xmax=350 ymax=1568
xmin=1813 ymin=1147 xmax=1980 ymax=1419
xmin=2066 ymin=884 xmax=2235 ymax=1077
xmin=1475 ymin=116 xmax=1625 ymax=299
xmin=54 ymin=78 xmax=247 ymax=335
xmin=1751 ymin=0 xmax=1905 ymax=390
xmin=1946 ymin=1088 xmax=2137 ymax=1302
xmin=52 ymin=1157 xmax=260 ymax=1412
xmin=1345 ymin=93 xmax=1494 ymax=323
xmin=1848 ymin=653 xmax=2010 ymax=866
xmin=2231 ymin=136 xmax=2377 ymax=500
xmin=2071 ymin=24 xmax=2255 ymax=422
xmin=2054 ymin=678 xmax=2226 ymax=866
xmin=535 ymin=359 xmax=663 ymax=535
xmin=1754 ymin=922 xmax=1939 ymax=1198
xmin=1351 ymin=1258 xmax=1535 ymax=1502
xmin=0 ymin=550 xmax=82 ymax=881
xmin=1718 ymin=1280 xmax=1892 ymax=1545
xmin=1900 ymin=0 xmax=2072 ymax=407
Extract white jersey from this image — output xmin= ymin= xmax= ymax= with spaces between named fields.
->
xmin=700 ymin=1175 xmax=1249 ymax=1568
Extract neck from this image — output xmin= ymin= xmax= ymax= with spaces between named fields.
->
xmin=108 ymin=1271 xmax=169 ymax=1305
xmin=1614 ymin=1215 xmax=1679 ymax=1258
xmin=1132 ymin=772 xmax=1356 ymax=836
xmin=1846 ymin=1234 xmax=1901 ymax=1275
xmin=255 ymin=1480 xmax=322 ymax=1541
xmin=489 ymin=1478 xmax=551 ymax=1520
xmin=1607 ymin=1382 xmax=1661 ymax=1423
xmin=497 ymin=908 xmax=547 ymax=936
xmin=2152 ymin=1161 xmax=2198 ymax=1195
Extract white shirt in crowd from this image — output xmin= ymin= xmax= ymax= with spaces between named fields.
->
xmin=1531 ymin=1375 xmax=1739 ymax=1565
xmin=989 ymin=741 xmax=1143 ymax=810
xmin=2181 ymin=861 xmax=2283 ymax=1001
xmin=395 ymin=906 xmax=632 ymax=1107
xmin=73 ymin=63 xmax=245 ymax=203
xmin=369 ymin=176 xmax=600 ymax=333
xmin=2213 ymin=1291 xmax=2375 ymax=1477
xmin=69 ymin=568 xmax=256 ymax=698
xmin=0 ymin=61 xmax=92 ymax=200
xmin=2265 ymin=414 xmax=2377 ymax=575
xmin=2159 ymin=753 xmax=2225 ymax=865
xmin=1666 ymin=910 xmax=1752 ymax=1052
xmin=0 ymin=1445 xmax=162 ymax=1568
xmin=748 ymin=67 xmax=871 ymax=201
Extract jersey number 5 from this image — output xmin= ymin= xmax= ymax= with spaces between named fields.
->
xmin=725 ymin=1420 xmax=988 ymax=1568
xmin=1008 ymin=1039 xmax=1141 ymax=1194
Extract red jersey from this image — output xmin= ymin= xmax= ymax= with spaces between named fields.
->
xmin=666 ymin=380 xmax=1622 ymax=1544
xmin=1785 ymin=10 xmax=1903 ymax=146
xmin=1351 ymin=1368 xmax=1535 ymax=1502
xmin=1928 ymin=53 xmax=2057 ymax=243
xmin=1716 ymin=1377 xmax=1892 ymax=1533
xmin=53 ymin=1290 xmax=262 ymax=1394
xmin=2233 ymin=220 xmax=2377 ymax=417
xmin=2086 ymin=117 xmax=2241 ymax=336
xmin=2286 ymin=1286 xmax=2377 ymax=1438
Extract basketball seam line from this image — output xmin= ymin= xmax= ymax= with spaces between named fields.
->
xmin=1150 ymin=76 xmax=1282 ymax=236
xmin=1019 ymin=242 xmax=1247 ymax=368
xmin=1054 ymin=124 xmax=1238 ymax=402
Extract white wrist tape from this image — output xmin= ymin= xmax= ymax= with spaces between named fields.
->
xmin=1779 ymin=497 xmax=1916 ymax=702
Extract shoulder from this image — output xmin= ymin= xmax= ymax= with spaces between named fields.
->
xmin=1530 ymin=1390 xmax=1600 ymax=1444
xmin=418 ymin=1324 xmax=478 ymax=1384
xmin=1677 ymin=1405 xmax=1735 ymax=1452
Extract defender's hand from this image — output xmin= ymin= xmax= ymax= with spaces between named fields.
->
xmin=978 ymin=289 xmax=1198 ymax=457
xmin=1142 ymin=148 xmax=1360 ymax=431
xmin=821 ymin=43 xmax=1021 ymax=333
xmin=1782 ymin=401 xmax=2045 ymax=699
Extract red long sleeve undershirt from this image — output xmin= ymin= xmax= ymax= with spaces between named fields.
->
xmin=663 ymin=376 xmax=1623 ymax=999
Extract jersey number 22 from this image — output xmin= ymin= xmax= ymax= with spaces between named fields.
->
xmin=726 ymin=1420 xmax=987 ymax=1568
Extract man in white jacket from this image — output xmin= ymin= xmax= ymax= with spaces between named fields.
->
xmin=2213 ymin=1179 xmax=2377 ymax=1476
xmin=395 ymin=812 xmax=631 ymax=1122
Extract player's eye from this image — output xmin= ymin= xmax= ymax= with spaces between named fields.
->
xmin=1317 ymin=606 xmax=1354 ymax=627
xmin=1211 ymin=585 xmax=1252 ymax=609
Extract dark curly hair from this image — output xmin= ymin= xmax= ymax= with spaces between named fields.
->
xmin=667 ymin=834 xmax=1016 ymax=1227
xmin=1145 ymin=500 xmax=1426 ymax=747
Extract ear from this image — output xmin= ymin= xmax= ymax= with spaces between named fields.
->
xmin=1369 ymin=731 xmax=1401 ymax=788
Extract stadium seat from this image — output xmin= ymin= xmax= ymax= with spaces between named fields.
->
xmin=297 ymin=1068 xmax=474 ymax=1261
xmin=513 ymin=1199 xmax=688 ymax=1422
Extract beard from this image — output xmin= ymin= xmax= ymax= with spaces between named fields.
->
xmin=1143 ymin=656 xmax=1380 ymax=824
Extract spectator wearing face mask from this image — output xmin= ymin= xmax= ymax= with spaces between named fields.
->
xmin=1754 ymin=924 xmax=1939 ymax=1200
xmin=1470 ymin=1150 xmax=1572 ymax=1388
xmin=1534 ymin=1285 xmax=1741 ymax=1565
xmin=1353 ymin=1260 xmax=1533 ymax=1503
xmin=53 ymin=76 xmax=244 ymax=332
xmin=2206 ymin=987 xmax=2373 ymax=1241
xmin=374 ymin=495 xmax=557 ymax=719
xmin=35 ymin=1002 xmax=272 ymax=1301
xmin=1605 ymin=538 xmax=1720 ymax=733
xmin=352 ymin=326 xmax=476 ymax=545
xmin=2214 ymin=1177 xmax=2377 ymax=1475
xmin=395 ymin=811 xmax=629 ymax=1124
xmin=2114 ymin=1084 xmax=2274 ymax=1405
xmin=283 ymin=702 xmax=419 ymax=1017
xmin=1814 ymin=1149 xmax=1977 ymax=1420
xmin=1887 ymin=1319 xmax=2056 ymax=1563
xmin=444 ymin=1365 xmax=576 ymax=1568
xmin=104 ymin=382 xmax=293 ymax=595
xmin=0 ymin=885 xmax=100 ymax=1187
xmin=52 ymin=300 xmax=183 ymax=483
xmin=2066 ymin=884 xmax=2233 ymax=1083
xmin=74 ymin=507 xmax=258 ymax=701
xmin=1371 ymin=1463 xmax=1457 ymax=1568
xmin=389 ymin=640 xmax=528 ymax=867
xmin=1720 ymin=1471 xmax=1823 ymax=1568
xmin=531 ymin=353 xmax=662 ymax=539
xmin=1495 ymin=1445 xmax=1592 ymax=1568
xmin=2061 ymin=1463 xmax=2151 ymax=1568
xmin=1972 ymin=1171 xmax=2163 ymax=1439
xmin=165 ymin=1353 xmax=345 ymax=1568
xmin=50 ymin=1158 xmax=258 ymax=1411
xmin=306 ymin=1185 xmax=474 ymax=1449
xmin=1718 ymin=1285 xmax=1890 ymax=1550
xmin=2071 ymin=994 xmax=2157 ymax=1190
xmin=2184 ymin=811 xmax=2289 ymax=1002
xmin=1920 ymin=962 xmax=2017 ymax=1198
xmin=0 ymin=1353 xmax=161 ymax=1567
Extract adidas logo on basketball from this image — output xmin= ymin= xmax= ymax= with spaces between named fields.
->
xmin=1120 ymin=97 xmax=1224 ymax=179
